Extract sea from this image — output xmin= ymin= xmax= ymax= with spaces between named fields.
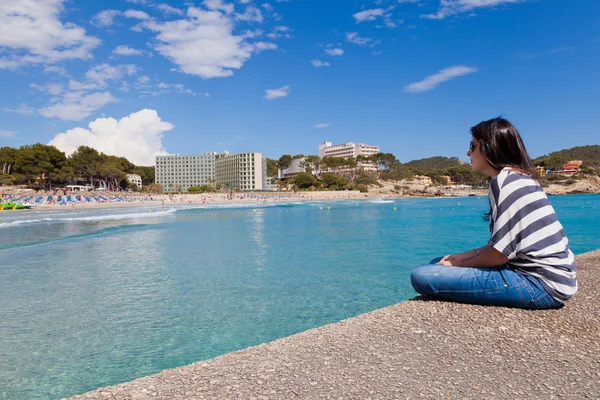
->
xmin=1 ymin=194 xmax=599 ymax=399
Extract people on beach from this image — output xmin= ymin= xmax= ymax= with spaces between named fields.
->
xmin=411 ymin=117 xmax=577 ymax=309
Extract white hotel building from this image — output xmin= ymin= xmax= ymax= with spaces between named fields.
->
xmin=319 ymin=141 xmax=380 ymax=172
xmin=155 ymin=153 xmax=217 ymax=192
xmin=215 ymin=152 xmax=266 ymax=191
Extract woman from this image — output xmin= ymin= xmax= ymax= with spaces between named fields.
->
xmin=410 ymin=118 xmax=577 ymax=309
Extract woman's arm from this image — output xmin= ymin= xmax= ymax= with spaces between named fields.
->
xmin=437 ymin=245 xmax=509 ymax=268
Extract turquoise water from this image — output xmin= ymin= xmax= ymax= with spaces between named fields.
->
xmin=1 ymin=195 xmax=599 ymax=399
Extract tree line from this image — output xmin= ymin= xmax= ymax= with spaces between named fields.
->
xmin=0 ymin=144 xmax=155 ymax=190
xmin=270 ymin=153 xmax=489 ymax=190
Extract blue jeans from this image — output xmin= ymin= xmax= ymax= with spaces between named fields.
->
xmin=410 ymin=258 xmax=563 ymax=309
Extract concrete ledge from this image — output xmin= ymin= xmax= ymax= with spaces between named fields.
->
xmin=70 ymin=250 xmax=600 ymax=399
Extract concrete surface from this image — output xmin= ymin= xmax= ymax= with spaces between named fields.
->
xmin=69 ymin=250 xmax=600 ymax=400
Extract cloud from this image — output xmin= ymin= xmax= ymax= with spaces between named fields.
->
xmin=2 ymin=104 xmax=35 ymax=115
xmin=519 ymin=47 xmax=572 ymax=59
xmin=84 ymin=64 xmax=138 ymax=88
xmin=139 ymin=6 xmax=277 ymax=79
xmin=112 ymin=45 xmax=152 ymax=57
xmin=422 ymin=0 xmax=525 ymax=20
xmin=48 ymin=109 xmax=173 ymax=166
xmin=153 ymin=4 xmax=184 ymax=15
xmin=353 ymin=8 xmax=385 ymax=22
xmin=204 ymin=0 xmax=235 ymax=14
xmin=38 ymin=91 xmax=118 ymax=121
xmin=0 ymin=130 xmax=16 ymax=138
xmin=0 ymin=0 xmax=100 ymax=69
xmin=311 ymin=60 xmax=331 ymax=68
xmin=346 ymin=32 xmax=379 ymax=47
xmin=236 ymin=5 xmax=264 ymax=22
xmin=325 ymin=48 xmax=344 ymax=56
xmin=264 ymin=85 xmax=290 ymax=100
xmin=403 ymin=65 xmax=478 ymax=93
xmin=123 ymin=9 xmax=151 ymax=20
xmin=313 ymin=123 xmax=330 ymax=129
xmin=92 ymin=10 xmax=121 ymax=27
xmin=44 ymin=66 xmax=69 ymax=76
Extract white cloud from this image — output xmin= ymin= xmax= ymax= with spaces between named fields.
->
xmin=2 ymin=104 xmax=35 ymax=115
xmin=48 ymin=109 xmax=173 ymax=166
xmin=325 ymin=48 xmax=344 ymax=56
xmin=126 ymin=0 xmax=149 ymax=4
xmin=0 ymin=130 xmax=16 ymax=138
xmin=92 ymin=10 xmax=121 ymax=27
xmin=203 ymin=0 xmax=235 ymax=14
xmin=422 ymin=0 xmax=525 ymax=20
xmin=353 ymin=8 xmax=385 ymax=22
xmin=44 ymin=66 xmax=69 ymax=76
xmin=519 ymin=47 xmax=572 ymax=59
xmin=140 ymin=6 xmax=277 ymax=79
xmin=123 ymin=9 xmax=151 ymax=20
xmin=38 ymin=91 xmax=118 ymax=121
xmin=153 ymin=4 xmax=184 ymax=15
xmin=30 ymin=82 xmax=64 ymax=95
xmin=264 ymin=85 xmax=290 ymax=100
xmin=236 ymin=5 xmax=264 ymax=22
xmin=311 ymin=60 xmax=331 ymax=68
xmin=112 ymin=45 xmax=152 ymax=57
xmin=253 ymin=42 xmax=278 ymax=52
xmin=403 ymin=65 xmax=478 ymax=93
xmin=84 ymin=64 xmax=138 ymax=88
xmin=346 ymin=32 xmax=379 ymax=47
xmin=0 ymin=0 xmax=100 ymax=69
xmin=313 ymin=123 xmax=330 ymax=129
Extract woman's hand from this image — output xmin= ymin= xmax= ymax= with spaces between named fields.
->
xmin=437 ymin=254 xmax=455 ymax=266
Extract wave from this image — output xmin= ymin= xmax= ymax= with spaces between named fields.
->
xmin=0 ymin=224 xmax=154 ymax=251
xmin=367 ymin=199 xmax=395 ymax=204
xmin=0 ymin=208 xmax=177 ymax=229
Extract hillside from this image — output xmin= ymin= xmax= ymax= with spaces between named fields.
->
xmin=404 ymin=156 xmax=464 ymax=170
xmin=533 ymin=145 xmax=600 ymax=168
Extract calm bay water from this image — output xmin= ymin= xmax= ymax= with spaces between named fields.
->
xmin=1 ymin=195 xmax=599 ymax=399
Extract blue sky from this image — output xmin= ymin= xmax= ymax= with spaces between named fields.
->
xmin=1 ymin=0 xmax=599 ymax=166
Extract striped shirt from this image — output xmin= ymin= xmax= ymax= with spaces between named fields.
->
xmin=488 ymin=168 xmax=577 ymax=302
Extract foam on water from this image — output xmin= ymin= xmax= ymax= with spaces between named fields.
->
xmin=0 ymin=207 xmax=177 ymax=228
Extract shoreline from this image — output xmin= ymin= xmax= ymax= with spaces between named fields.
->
xmin=0 ymin=190 xmax=470 ymax=212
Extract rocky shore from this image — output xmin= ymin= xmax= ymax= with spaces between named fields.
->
xmin=69 ymin=250 xmax=600 ymax=400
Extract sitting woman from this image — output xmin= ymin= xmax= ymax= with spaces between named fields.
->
xmin=411 ymin=117 xmax=577 ymax=309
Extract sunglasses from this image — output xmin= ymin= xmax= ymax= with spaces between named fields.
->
xmin=469 ymin=141 xmax=476 ymax=152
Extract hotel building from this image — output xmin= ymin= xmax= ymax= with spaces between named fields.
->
xmin=215 ymin=152 xmax=267 ymax=191
xmin=318 ymin=141 xmax=380 ymax=172
xmin=126 ymin=173 xmax=142 ymax=188
xmin=155 ymin=153 xmax=217 ymax=192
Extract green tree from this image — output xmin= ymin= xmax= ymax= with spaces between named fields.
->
xmin=278 ymin=154 xmax=292 ymax=170
xmin=266 ymin=158 xmax=279 ymax=177
xmin=321 ymin=173 xmax=348 ymax=189
xmin=292 ymin=172 xmax=317 ymax=189
xmin=188 ymin=186 xmax=200 ymax=193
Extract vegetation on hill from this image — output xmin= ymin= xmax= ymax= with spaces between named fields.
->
xmin=533 ymin=145 xmax=600 ymax=171
xmin=0 ymin=144 xmax=154 ymax=190
xmin=405 ymin=156 xmax=463 ymax=170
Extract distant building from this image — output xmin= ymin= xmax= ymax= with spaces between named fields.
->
xmin=547 ymin=160 xmax=583 ymax=177
xmin=562 ymin=160 xmax=582 ymax=176
xmin=215 ymin=152 xmax=267 ymax=191
xmin=318 ymin=141 xmax=380 ymax=172
xmin=278 ymin=158 xmax=306 ymax=179
xmin=155 ymin=153 xmax=218 ymax=192
xmin=126 ymin=173 xmax=142 ymax=188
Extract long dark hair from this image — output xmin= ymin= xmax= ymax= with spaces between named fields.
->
xmin=470 ymin=117 xmax=536 ymax=177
